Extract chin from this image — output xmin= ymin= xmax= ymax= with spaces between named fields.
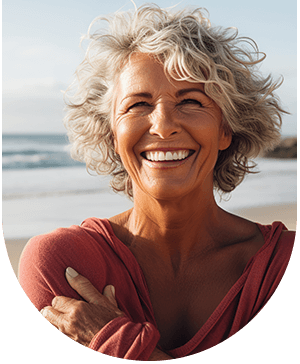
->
xmin=140 ymin=183 xmax=196 ymax=202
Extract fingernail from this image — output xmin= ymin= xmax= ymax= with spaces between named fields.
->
xmin=40 ymin=309 xmax=46 ymax=317
xmin=66 ymin=267 xmax=78 ymax=278
xmin=110 ymin=285 xmax=115 ymax=297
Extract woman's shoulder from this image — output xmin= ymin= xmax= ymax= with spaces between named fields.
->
xmin=21 ymin=217 xmax=114 ymax=260
xmin=18 ymin=218 xmax=118 ymax=309
xmin=18 ymin=223 xmax=89 ymax=261
xmin=278 ymin=228 xmax=296 ymax=243
xmin=257 ymin=221 xmax=295 ymax=250
xmin=243 ymin=221 xmax=295 ymax=277
xmin=18 ymin=226 xmax=86 ymax=310
xmin=221 ymin=216 xmax=295 ymax=276
xmin=273 ymin=223 xmax=295 ymax=259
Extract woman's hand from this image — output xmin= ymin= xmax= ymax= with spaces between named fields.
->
xmin=40 ymin=267 xmax=124 ymax=347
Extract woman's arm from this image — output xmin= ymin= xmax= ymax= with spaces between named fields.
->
xmin=41 ymin=268 xmax=169 ymax=360
xmin=19 ymin=231 xmax=169 ymax=360
xmin=40 ymin=267 xmax=124 ymax=346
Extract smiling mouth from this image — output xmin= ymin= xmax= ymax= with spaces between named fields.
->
xmin=141 ymin=149 xmax=195 ymax=162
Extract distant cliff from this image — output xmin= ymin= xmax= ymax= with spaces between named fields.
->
xmin=263 ymin=137 xmax=297 ymax=159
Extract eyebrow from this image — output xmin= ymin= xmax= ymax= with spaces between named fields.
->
xmin=121 ymin=92 xmax=152 ymax=103
xmin=175 ymin=88 xmax=206 ymax=97
xmin=121 ymin=88 xmax=206 ymax=103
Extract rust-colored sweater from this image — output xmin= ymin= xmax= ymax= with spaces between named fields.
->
xmin=19 ymin=219 xmax=294 ymax=359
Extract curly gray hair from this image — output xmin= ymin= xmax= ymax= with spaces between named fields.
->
xmin=64 ymin=4 xmax=286 ymax=198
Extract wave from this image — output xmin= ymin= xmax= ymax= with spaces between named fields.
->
xmin=3 ymin=153 xmax=49 ymax=164
xmin=2 ymin=144 xmax=68 ymax=154
xmin=3 ymin=136 xmax=68 ymax=151
xmin=2 ymin=134 xmax=81 ymax=170
xmin=2 ymin=133 xmax=65 ymax=152
xmin=2 ymin=151 xmax=82 ymax=170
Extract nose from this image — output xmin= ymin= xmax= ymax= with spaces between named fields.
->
xmin=149 ymin=104 xmax=182 ymax=139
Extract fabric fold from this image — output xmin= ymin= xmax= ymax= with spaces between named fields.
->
xmin=89 ymin=316 xmax=161 ymax=360
xmin=19 ymin=219 xmax=294 ymax=359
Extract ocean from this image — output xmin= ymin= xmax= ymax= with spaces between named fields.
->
xmin=2 ymin=134 xmax=297 ymax=239
xmin=2 ymin=134 xmax=81 ymax=170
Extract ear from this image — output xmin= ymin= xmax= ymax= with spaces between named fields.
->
xmin=218 ymin=128 xmax=232 ymax=151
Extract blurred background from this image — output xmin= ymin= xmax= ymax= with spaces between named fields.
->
xmin=2 ymin=0 xmax=297 ymax=275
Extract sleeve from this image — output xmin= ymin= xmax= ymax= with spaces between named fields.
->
xmin=19 ymin=227 xmax=161 ymax=360
xmin=252 ymin=230 xmax=295 ymax=313
xmin=18 ymin=228 xmax=87 ymax=310
xmin=230 ymin=227 xmax=295 ymax=332
xmin=89 ymin=316 xmax=161 ymax=360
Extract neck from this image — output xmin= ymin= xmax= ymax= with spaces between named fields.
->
xmin=125 ymin=186 xmax=225 ymax=263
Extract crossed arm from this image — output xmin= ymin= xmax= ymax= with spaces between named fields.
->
xmin=40 ymin=267 xmax=172 ymax=360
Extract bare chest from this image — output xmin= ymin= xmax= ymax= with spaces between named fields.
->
xmin=138 ymin=251 xmax=249 ymax=350
xmin=108 ymin=216 xmax=265 ymax=350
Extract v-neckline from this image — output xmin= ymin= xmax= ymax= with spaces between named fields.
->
xmin=101 ymin=218 xmax=280 ymax=355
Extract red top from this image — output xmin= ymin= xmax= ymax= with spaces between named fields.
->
xmin=19 ymin=218 xmax=294 ymax=360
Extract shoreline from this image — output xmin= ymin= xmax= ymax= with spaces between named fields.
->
xmin=3 ymin=203 xmax=297 ymax=277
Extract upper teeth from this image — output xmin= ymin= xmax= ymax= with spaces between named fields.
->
xmin=144 ymin=150 xmax=189 ymax=162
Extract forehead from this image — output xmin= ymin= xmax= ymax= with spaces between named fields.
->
xmin=115 ymin=53 xmax=205 ymax=97
xmin=120 ymin=53 xmax=163 ymax=77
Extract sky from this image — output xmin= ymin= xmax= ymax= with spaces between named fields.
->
xmin=3 ymin=0 xmax=297 ymax=135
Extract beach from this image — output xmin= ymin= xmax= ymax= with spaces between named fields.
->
xmin=4 ymin=203 xmax=297 ymax=277
xmin=2 ymin=134 xmax=297 ymax=277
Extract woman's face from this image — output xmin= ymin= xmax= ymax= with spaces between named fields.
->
xmin=112 ymin=54 xmax=231 ymax=200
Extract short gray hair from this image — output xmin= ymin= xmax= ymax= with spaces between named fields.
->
xmin=64 ymin=4 xmax=286 ymax=198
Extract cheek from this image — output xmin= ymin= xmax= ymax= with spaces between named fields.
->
xmin=187 ymin=117 xmax=221 ymax=145
xmin=113 ymin=119 xmax=145 ymax=160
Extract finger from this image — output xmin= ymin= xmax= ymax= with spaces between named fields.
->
xmin=103 ymin=286 xmax=123 ymax=316
xmin=51 ymin=296 xmax=77 ymax=313
xmin=103 ymin=285 xmax=118 ymax=307
xmin=40 ymin=306 xmax=63 ymax=329
xmin=65 ymin=267 xmax=108 ymax=305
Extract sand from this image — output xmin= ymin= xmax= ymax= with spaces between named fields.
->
xmin=234 ymin=204 xmax=297 ymax=231
xmin=3 ymin=203 xmax=297 ymax=277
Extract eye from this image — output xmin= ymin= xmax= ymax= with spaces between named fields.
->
xmin=127 ymin=101 xmax=151 ymax=111
xmin=179 ymin=99 xmax=203 ymax=107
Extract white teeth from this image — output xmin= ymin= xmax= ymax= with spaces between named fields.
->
xmin=166 ymin=152 xmax=173 ymax=161
xmin=158 ymin=151 xmax=165 ymax=161
xmin=144 ymin=150 xmax=190 ymax=162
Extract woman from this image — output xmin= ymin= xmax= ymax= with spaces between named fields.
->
xmin=19 ymin=4 xmax=295 ymax=360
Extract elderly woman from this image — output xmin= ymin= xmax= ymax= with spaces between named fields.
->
xmin=19 ymin=4 xmax=294 ymax=360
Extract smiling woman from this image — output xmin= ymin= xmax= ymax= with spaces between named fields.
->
xmin=112 ymin=53 xmax=231 ymax=201
xmin=63 ymin=4 xmax=285 ymax=198
xmin=18 ymin=3 xmax=295 ymax=361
